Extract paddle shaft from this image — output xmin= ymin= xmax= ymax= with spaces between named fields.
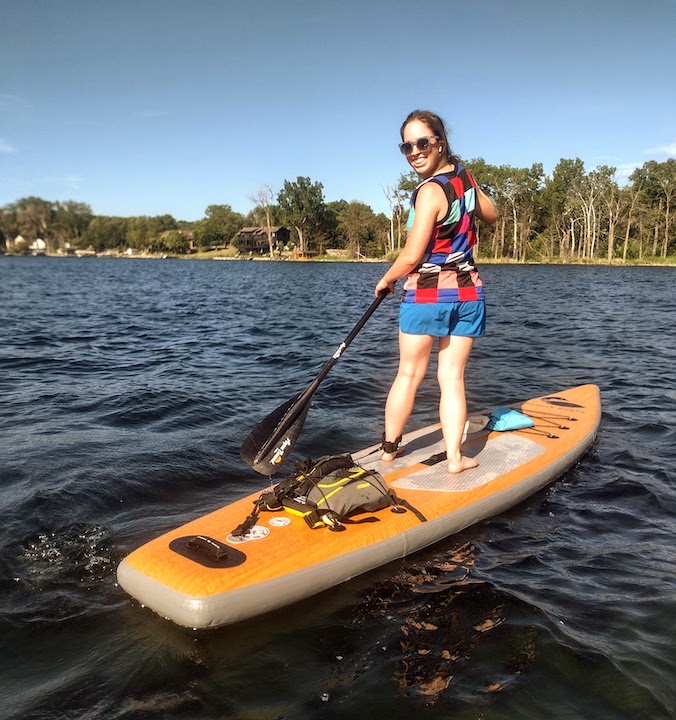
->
xmin=248 ymin=290 xmax=389 ymax=468
xmin=298 ymin=289 xmax=389 ymax=402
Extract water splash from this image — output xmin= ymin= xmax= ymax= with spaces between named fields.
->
xmin=5 ymin=523 xmax=123 ymax=626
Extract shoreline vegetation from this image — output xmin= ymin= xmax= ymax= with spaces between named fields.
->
xmin=4 ymin=250 xmax=674 ymax=267
xmin=2 ymin=157 xmax=674 ymax=264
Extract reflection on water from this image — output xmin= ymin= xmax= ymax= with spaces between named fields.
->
xmin=353 ymin=541 xmax=531 ymax=704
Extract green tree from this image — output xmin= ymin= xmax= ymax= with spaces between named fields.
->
xmin=325 ymin=200 xmax=348 ymax=249
xmin=0 ymin=205 xmax=19 ymax=251
xmin=620 ymin=176 xmax=645 ymax=262
xmin=337 ymin=201 xmax=377 ymax=258
xmin=158 ymin=230 xmax=190 ymax=254
xmin=277 ymin=176 xmax=327 ymax=252
xmin=127 ymin=217 xmax=152 ymax=249
xmin=633 ymin=159 xmax=675 ymax=257
xmin=80 ymin=217 xmax=128 ymax=251
xmin=145 ymin=215 xmax=179 ymax=251
xmin=14 ymin=197 xmax=54 ymax=248
xmin=193 ymin=205 xmax=244 ymax=250
xmin=465 ymin=158 xmax=502 ymax=258
xmin=364 ymin=212 xmax=391 ymax=258
xmin=590 ymin=166 xmax=622 ymax=262
xmin=488 ymin=164 xmax=544 ymax=261
xmin=52 ymin=201 xmax=93 ymax=250
xmin=541 ymin=158 xmax=586 ymax=260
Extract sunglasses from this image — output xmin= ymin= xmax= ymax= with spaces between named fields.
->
xmin=398 ymin=135 xmax=440 ymax=155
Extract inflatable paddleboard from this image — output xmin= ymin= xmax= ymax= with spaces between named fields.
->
xmin=117 ymin=384 xmax=600 ymax=629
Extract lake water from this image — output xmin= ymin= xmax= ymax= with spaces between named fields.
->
xmin=1 ymin=256 xmax=674 ymax=719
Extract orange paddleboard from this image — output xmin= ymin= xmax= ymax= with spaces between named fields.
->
xmin=117 ymin=384 xmax=600 ymax=629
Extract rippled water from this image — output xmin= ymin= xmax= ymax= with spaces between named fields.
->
xmin=1 ymin=256 xmax=674 ymax=719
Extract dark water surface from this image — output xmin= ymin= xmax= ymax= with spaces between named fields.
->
xmin=1 ymin=256 xmax=674 ymax=719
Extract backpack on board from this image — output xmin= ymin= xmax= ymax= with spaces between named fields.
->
xmin=232 ymin=453 xmax=426 ymax=535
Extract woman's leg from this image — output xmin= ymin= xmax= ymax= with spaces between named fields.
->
xmin=382 ymin=330 xmax=434 ymax=461
xmin=437 ymin=335 xmax=478 ymax=473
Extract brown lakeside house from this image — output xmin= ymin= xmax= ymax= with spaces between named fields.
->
xmin=235 ymin=226 xmax=291 ymax=255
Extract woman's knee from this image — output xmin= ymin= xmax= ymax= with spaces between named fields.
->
xmin=396 ymin=364 xmax=427 ymax=388
xmin=437 ymin=370 xmax=465 ymax=392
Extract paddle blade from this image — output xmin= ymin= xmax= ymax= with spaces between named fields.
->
xmin=239 ymin=393 xmax=312 ymax=475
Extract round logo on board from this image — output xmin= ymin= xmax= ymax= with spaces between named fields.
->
xmin=226 ymin=525 xmax=270 ymax=544
xmin=269 ymin=516 xmax=291 ymax=527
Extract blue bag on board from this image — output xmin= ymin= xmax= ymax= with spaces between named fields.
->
xmin=486 ymin=407 xmax=534 ymax=432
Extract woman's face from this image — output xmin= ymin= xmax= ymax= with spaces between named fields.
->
xmin=400 ymin=119 xmax=445 ymax=179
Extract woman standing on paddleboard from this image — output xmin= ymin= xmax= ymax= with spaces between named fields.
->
xmin=375 ymin=110 xmax=498 ymax=474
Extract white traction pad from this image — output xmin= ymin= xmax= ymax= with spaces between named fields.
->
xmin=355 ymin=430 xmax=546 ymax=493
xmin=391 ymin=433 xmax=546 ymax=492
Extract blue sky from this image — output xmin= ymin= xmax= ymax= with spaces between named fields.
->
xmin=2 ymin=0 xmax=674 ymax=221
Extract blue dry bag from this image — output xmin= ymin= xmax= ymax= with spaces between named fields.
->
xmin=486 ymin=407 xmax=534 ymax=432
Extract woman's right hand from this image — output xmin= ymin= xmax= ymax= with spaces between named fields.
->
xmin=375 ymin=277 xmax=394 ymax=297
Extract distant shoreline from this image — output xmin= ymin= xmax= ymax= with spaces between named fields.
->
xmin=2 ymin=252 xmax=675 ymax=268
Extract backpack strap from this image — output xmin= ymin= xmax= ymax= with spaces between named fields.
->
xmin=391 ymin=496 xmax=427 ymax=523
xmin=230 ymin=487 xmax=279 ymax=537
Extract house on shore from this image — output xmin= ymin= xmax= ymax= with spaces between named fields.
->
xmin=235 ymin=226 xmax=290 ymax=254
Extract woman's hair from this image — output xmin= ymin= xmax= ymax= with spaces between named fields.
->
xmin=400 ymin=109 xmax=461 ymax=164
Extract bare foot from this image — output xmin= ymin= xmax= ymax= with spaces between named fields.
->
xmin=448 ymin=455 xmax=479 ymax=474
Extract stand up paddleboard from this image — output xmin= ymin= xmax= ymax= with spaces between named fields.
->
xmin=117 ymin=384 xmax=600 ymax=629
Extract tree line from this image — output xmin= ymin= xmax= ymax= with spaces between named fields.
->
xmin=1 ymin=157 xmax=673 ymax=261
xmin=466 ymin=157 xmax=675 ymax=262
xmin=0 ymin=182 xmax=392 ymax=259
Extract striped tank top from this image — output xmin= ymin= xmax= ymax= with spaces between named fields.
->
xmin=402 ymin=164 xmax=484 ymax=304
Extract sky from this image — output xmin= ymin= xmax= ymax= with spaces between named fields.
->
xmin=2 ymin=0 xmax=675 ymax=222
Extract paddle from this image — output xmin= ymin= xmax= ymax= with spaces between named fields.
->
xmin=240 ymin=289 xmax=390 ymax=476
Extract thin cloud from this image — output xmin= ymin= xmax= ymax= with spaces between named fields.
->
xmin=64 ymin=174 xmax=84 ymax=189
xmin=646 ymin=142 xmax=676 ymax=156
xmin=590 ymin=154 xmax=622 ymax=165
xmin=615 ymin=162 xmax=641 ymax=182
xmin=45 ymin=174 xmax=84 ymax=190
xmin=0 ymin=138 xmax=16 ymax=153
xmin=587 ymin=161 xmax=640 ymax=185
xmin=0 ymin=93 xmax=32 ymax=109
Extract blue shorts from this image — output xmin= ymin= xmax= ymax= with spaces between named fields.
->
xmin=399 ymin=301 xmax=486 ymax=337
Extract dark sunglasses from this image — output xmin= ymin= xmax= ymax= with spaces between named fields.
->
xmin=398 ymin=135 xmax=440 ymax=155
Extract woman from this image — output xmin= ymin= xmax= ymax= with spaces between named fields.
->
xmin=375 ymin=110 xmax=498 ymax=474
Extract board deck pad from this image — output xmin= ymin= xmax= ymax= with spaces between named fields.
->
xmin=117 ymin=384 xmax=601 ymax=629
xmin=391 ymin=433 xmax=545 ymax=492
